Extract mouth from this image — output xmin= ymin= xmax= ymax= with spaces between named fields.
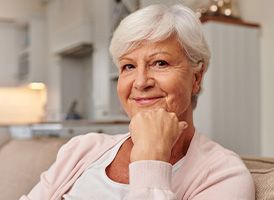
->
xmin=131 ymin=96 xmax=164 ymax=106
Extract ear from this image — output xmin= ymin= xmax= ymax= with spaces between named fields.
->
xmin=192 ymin=63 xmax=205 ymax=95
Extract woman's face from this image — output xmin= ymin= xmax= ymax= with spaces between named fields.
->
xmin=117 ymin=36 xmax=200 ymax=120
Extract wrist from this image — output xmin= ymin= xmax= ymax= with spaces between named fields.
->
xmin=130 ymin=144 xmax=171 ymax=162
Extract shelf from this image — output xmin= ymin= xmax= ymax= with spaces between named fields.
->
xmin=200 ymin=15 xmax=260 ymax=28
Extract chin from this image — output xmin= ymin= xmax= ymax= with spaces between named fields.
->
xmin=127 ymin=105 xmax=166 ymax=117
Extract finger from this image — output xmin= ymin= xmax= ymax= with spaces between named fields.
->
xmin=129 ymin=120 xmax=134 ymax=134
xmin=172 ymin=121 xmax=188 ymax=147
xmin=178 ymin=121 xmax=188 ymax=133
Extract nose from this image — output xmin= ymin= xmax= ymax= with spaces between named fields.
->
xmin=133 ymin=67 xmax=155 ymax=90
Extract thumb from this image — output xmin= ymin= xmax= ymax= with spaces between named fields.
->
xmin=172 ymin=121 xmax=188 ymax=147
xmin=178 ymin=121 xmax=188 ymax=133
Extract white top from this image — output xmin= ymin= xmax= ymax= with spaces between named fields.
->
xmin=62 ymin=136 xmax=185 ymax=200
xmin=62 ymin=137 xmax=129 ymax=200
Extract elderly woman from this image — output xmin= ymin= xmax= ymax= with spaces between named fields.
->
xmin=20 ymin=4 xmax=254 ymax=200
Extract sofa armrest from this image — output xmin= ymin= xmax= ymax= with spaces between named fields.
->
xmin=242 ymin=157 xmax=274 ymax=200
xmin=0 ymin=130 xmax=11 ymax=149
xmin=0 ymin=137 xmax=68 ymax=200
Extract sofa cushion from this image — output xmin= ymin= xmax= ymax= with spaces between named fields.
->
xmin=0 ymin=131 xmax=11 ymax=149
xmin=0 ymin=137 xmax=67 ymax=200
xmin=242 ymin=157 xmax=274 ymax=200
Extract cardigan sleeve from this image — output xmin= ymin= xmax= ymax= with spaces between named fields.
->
xmin=124 ymin=156 xmax=255 ymax=200
xmin=188 ymin=152 xmax=255 ymax=200
xmin=125 ymin=160 xmax=177 ymax=200
xmin=190 ymin=165 xmax=255 ymax=200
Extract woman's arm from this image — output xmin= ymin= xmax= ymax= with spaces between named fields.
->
xmin=125 ymin=108 xmax=187 ymax=199
xmin=125 ymin=160 xmax=177 ymax=200
xmin=190 ymin=157 xmax=255 ymax=200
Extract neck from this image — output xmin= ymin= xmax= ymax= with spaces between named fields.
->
xmin=169 ymin=124 xmax=194 ymax=165
xmin=169 ymin=105 xmax=195 ymax=164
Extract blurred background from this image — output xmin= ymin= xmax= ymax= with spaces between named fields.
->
xmin=0 ymin=0 xmax=273 ymax=157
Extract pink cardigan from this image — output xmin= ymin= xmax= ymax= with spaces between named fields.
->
xmin=20 ymin=132 xmax=255 ymax=200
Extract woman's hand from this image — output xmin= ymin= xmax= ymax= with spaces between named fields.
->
xmin=129 ymin=108 xmax=188 ymax=163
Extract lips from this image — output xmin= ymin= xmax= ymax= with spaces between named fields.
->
xmin=131 ymin=96 xmax=164 ymax=106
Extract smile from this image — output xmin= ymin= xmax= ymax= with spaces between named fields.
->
xmin=132 ymin=96 xmax=164 ymax=106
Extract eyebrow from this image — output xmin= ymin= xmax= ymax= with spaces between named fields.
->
xmin=119 ymin=51 xmax=172 ymax=62
xmin=148 ymin=51 xmax=172 ymax=57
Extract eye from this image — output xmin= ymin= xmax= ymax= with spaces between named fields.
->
xmin=153 ymin=60 xmax=169 ymax=68
xmin=120 ymin=64 xmax=135 ymax=72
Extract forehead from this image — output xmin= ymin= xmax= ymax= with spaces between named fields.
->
xmin=119 ymin=36 xmax=184 ymax=59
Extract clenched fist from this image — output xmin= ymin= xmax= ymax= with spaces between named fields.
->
xmin=129 ymin=108 xmax=188 ymax=163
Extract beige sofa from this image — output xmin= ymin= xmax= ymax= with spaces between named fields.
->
xmin=0 ymin=132 xmax=273 ymax=200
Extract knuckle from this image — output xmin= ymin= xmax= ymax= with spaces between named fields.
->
xmin=158 ymin=108 xmax=165 ymax=113
xmin=169 ymin=112 xmax=177 ymax=119
xmin=169 ymin=112 xmax=176 ymax=117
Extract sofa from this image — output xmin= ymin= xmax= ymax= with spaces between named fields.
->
xmin=0 ymin=131 xmax=273 ymax=200
xmin=0 ymin=132 xmax=68 ymax=200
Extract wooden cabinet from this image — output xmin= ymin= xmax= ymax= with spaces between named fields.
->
xmin=48 ymin=0 xmax=92 ymax=54
xmin=0 ymin=20 xmax=19 ymax=86
xmin=28 ymin=16 xmax=47 ymax=83
xmin=0 ymin=16 xmax=47 ymax=86
xmin=194 ymin=19 xmax=261 ymax=155
xmin=17 ymin=15 xmax=47 ymax=84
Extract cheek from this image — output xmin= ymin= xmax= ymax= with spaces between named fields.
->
xmin=117 ymin=77 xmax=130 ymax=105
xmin=165 ymin=77 xmax=193 ymax=112
xmin=169 ymin=88 xmax=191 ymax=109
xmin=117 ymin=77 xmax=136 ymax=118
xmin=117 ymin=79 xmax=125 ymax=102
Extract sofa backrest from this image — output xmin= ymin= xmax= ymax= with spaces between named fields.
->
xmin=0 ymin=131 xmax=11 ymax=149
xmin=242 ymin=157 xmax=274 ymax=200
xmin=0 ymin=136 xmax=67 ymax=200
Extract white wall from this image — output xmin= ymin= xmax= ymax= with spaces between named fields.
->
xmin=238 ymin=0 xmax=274 ymax=157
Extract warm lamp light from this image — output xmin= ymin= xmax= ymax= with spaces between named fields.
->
xmin=224 ymin=8 xmax=232 ymax=16
xmin=28 ymin=82 xmax=46 ymax=90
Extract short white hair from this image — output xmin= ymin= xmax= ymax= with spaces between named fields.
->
xmin=109 ymin=4 xmax=211 ymax=71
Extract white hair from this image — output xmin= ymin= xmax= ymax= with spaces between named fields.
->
xmin=109 ymin=4 xmax=211 ymax=71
